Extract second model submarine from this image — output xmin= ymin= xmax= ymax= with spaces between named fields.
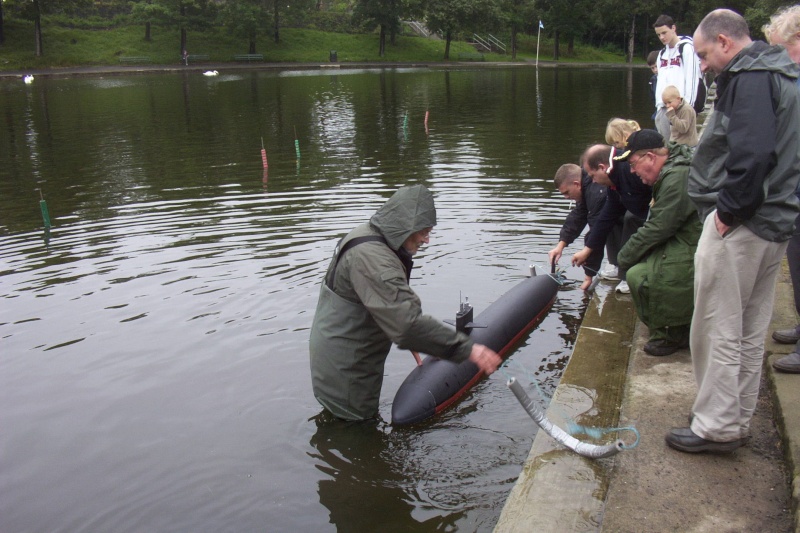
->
xmin=391 ymin=272 xmax=559 ymax=425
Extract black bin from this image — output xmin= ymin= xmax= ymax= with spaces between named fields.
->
xmin=329 ymin=50 xmax=337 ymax=62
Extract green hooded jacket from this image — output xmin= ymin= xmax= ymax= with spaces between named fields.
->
xmin=618 ymin=143 xmax=702 ymax=328
xmin=309 ymin=185 xmax=473 ymax=420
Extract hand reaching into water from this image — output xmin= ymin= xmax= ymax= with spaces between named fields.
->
xmin=469 ymin=343 xmax=502 ymax=375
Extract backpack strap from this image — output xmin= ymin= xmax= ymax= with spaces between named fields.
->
xmin=325 ymin=235 xmax=388 ymax=290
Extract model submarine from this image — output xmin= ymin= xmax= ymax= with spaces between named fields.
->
xmin=391 ymin=271 xmax=559 ymax=425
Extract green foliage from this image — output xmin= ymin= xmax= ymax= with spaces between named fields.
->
xmin=42 ymin=13 xmax=129 ymax=29
xmin=306 ymin=11 xmax=359 ymax=33
xmin=744 ymin=0 xmax=793 ymax=38
xmin=0 ymin=18 xmax=562 ymax=69
xmin=217 ymin=0 xmax=264 ymax=41
xmin=426 ymin=0 xmax=503 ymax=37
xmin=129 ymin=1 xmax=173 ymax=27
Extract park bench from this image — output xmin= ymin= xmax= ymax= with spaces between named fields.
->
xmin=457 ymin=52 xmax=485 ymax=61
xmin=119 ymin=56 xmax=151 ymax=64
xmin=232 ymin=54 xmax=264 ymax=62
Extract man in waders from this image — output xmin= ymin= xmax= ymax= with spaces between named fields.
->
xmin=309 ymin=185 xmax=501 ymax=421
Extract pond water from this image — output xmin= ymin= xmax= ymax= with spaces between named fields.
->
xmin=0 ymin=66 xmax=652 ymax=532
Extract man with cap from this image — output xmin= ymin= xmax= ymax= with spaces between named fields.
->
xmin=613 ymin=130 xmax=702 ymax=356
xmin=309 ymin=184 xmax=501 ymax=421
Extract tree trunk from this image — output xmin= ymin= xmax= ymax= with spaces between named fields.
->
xmin=273 ymin=2 xmax=280 ymax=43
xmin=568 ymin=35 xmax=574 ymax=56
xmin=627 ymin=15 xmax=635 ymax=63
xmin=145 ymin=21 xmax=151 ymax=42
xmin=249 ymin=34 xmax=256 ymax=54
xmin=34 ymin=0 xmax=43 ymax=57
xmin=511 ymin=24 xmax=517 ymax=60
xmin=0 ymin=1 xmax=5 ymax=46
xmin=553 ymin=30 xmax=559 ymax=61
xmin=180 ymin=2 xmax=187 ymax=58
xmin=641 ymin=14 xmax=649 ymax=60
xmin=379 ymin=24 xmax=386 ymax=57
xmin=444 ymin=31 xmax=451 ymax=60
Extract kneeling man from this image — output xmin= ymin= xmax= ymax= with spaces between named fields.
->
xmin=614 ymin=130 xmax=702 ymax=356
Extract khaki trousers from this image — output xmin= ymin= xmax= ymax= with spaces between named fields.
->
xmin=690 ymin=212 xmax=787 ymax=442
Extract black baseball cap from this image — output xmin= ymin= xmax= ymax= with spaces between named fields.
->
xmin=613 ymin=129 xmax=665 ymax=161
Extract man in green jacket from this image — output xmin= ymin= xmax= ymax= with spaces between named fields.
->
xmin=309 ymin=185 xmax=501 ymax=421
xmin=614 ymin=130 xmax=702 ymax=356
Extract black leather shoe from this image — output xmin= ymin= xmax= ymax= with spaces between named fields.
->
xmin=686 ymin=416 xmax=752 ymax=446
xmin=665 ymin=427 xmax=742 ymax=453
xmin=644 ymin=339 xmax=682 ymax=356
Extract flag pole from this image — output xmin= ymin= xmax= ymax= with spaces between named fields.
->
xmin=536 ymin=20 xmax=542 ymax=67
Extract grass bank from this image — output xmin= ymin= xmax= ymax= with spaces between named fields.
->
xmin=0 ymin=19 xmax=631 ymax=71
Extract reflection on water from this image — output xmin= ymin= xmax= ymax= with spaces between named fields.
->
xmin=309 ymin=413 xmax=462 ymax=533
xmin=0 ymin=66 xmax=652 ymax=532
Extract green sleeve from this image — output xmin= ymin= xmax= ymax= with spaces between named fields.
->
xmin=348 ymin=248 xmax=473 ymax=362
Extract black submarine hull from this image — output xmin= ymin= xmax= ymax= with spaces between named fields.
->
xmin=391 ymin=274 xmax=559 ymax=425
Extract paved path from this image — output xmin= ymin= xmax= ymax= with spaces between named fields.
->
xmin=495 ymin=262 xmax=799 ymax=532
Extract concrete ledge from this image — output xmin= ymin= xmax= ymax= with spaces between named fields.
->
xmin=766 ymin=260 xmax=800 ymax=532
xmin=496 ymin=259 xmax=799 ymax=533
xmin=494 ymin=286 xmax=636 ymax=532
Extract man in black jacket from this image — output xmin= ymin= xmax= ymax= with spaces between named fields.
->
xmin=666 ymin=8 xmax=800 ymax=454
xmin=572 ymin=144 xmax=653 ymax=293
xmin=548 ymin=163 xmax=609 ymax=290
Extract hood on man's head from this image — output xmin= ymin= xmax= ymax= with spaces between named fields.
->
xmin=614 ymin=129 xmax=665 ymax=161
xmin=370 ymin=185 xmax=437 ymax=250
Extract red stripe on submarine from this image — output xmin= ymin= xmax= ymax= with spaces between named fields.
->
xmin=391 ymin=272 xmax=559 ymax=425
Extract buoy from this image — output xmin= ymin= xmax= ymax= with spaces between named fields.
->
xmin=203 ymin=70 xmax=219 ymax=76
xmin=294 ymin=126 xmax=301 ymax=159
xmin=23 ymin=75 xmax=34 ymax=84
xmin=424 ymin=110 xmax=429 ymax=135
xmin=36 ymin=189 xmax=51 ymax=229
xmin=391 ymin=273 xmax=559 ymax=425
xmin=260 ymin=137 xmax=268 ymax=169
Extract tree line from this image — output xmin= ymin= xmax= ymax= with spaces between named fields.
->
xmin=0 ymin=0 xmax=791 ymax=61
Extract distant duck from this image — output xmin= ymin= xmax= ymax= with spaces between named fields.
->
xmin=23 ymin=75 xmax=34 ymax=84
xmin=203 ymin=70 xmax=219 ymax=77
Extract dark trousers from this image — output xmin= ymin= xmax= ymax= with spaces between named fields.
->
xmin=789 ymin=215 xmax=800 ymax=316
xmin=605 ymin=211 xmax=646 ymax=280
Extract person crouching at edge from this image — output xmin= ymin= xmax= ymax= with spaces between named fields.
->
xmin=309 ymin=185 xmax=501 ymax=421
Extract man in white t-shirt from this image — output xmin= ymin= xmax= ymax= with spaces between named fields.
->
xmin=653 ymin=15 xmax=703 ymax=139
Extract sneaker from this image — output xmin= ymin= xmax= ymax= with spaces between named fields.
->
xmin=771 ymin=325 xmax=800 ymax=344
xmin=615 ymin=280 xmax=630 ymax=294
xmin=599 ymin=264 xmax=619 ymax=281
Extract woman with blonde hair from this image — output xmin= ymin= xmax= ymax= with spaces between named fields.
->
xmin=586 ymin=118 xmax=643 ymax=286
xmin=763 ymin=6 xmax=800 ymax=71
xmin=605 ymin=118 xmax=641 ymax=149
